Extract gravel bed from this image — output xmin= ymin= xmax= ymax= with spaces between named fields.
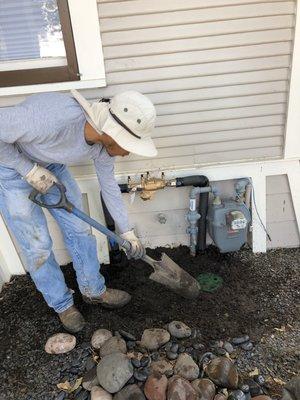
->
xmin=0 ymin=245 xmax=299 ymax=399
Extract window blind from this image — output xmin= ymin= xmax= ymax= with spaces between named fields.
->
xmin=0 ymin=0 xmax=66 ymax=68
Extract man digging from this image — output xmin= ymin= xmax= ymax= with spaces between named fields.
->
xmin=0 ymin=89 xmax=157 ymax=333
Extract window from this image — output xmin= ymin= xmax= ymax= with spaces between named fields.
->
xmin=0 ymin=0 xmax=79 ymax=87
xmin=0 ymin=0 xmax=106 ymax=96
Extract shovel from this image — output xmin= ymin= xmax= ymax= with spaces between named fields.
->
xmin=29 ymin=183 xmax=200 ymax=299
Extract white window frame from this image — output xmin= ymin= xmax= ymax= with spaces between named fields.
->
xmin=0 ymin=0 xmax=106 ymax=97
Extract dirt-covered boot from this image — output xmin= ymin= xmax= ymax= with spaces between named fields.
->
xmin=58 ymin=305 xmax=85 ymax=333
xmin=82 ymin=288 xmax=131 ymax=309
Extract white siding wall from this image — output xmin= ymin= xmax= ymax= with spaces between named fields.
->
xmin=91 ymin=0 xmax=296 ymax=174
xmin=0 ymin=1 xmax=298 ymax=277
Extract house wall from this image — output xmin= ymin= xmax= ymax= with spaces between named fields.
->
xmin=0 ymin=1 xmax=299 ymax=276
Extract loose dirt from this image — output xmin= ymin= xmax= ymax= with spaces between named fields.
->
xmin=0 ymin=246 xmax=299 ymax=399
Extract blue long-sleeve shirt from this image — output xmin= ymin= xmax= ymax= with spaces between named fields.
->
xmin=0 ymin=92 xmax=130 ymax=233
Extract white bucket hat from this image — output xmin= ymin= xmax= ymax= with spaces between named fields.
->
xmin=71 ymin=89 xmax=157 ymax=157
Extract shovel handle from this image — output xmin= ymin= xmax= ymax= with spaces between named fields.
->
xmin=29 ymin=182 xmax=73 ymax=212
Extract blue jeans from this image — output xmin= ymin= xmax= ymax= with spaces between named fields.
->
xmin=0 ymin=163 xmax=106 ymax=313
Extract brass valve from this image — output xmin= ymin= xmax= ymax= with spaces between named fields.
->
xmin=128 ymin=172 xmax=167 ymax=200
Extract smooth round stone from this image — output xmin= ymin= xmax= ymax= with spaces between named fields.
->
xmin=191 ymin=378 xmax=216 ymax=400
xmin=284 ymin=376 xmax=300 ymax=400
xmin=131 ymin=358 xmax=141 ymax=368
xmin=134 ymin=370 xmax=148 ymax=382
xmin=91 ymin=386 xmax=112 ymax=400
xmin=228 ymin=390 xmax=246 ymax=400
xmin=91 ymin=329 xmax=112 ymax=350
xmin=246 ymin=379 xmax=264 ymax=397
xmin=174 ymin=353 xmax=200 ymax=381
xmin=168 ymin=376 xmax=198 ymax=400
xmin=85 ymin=357 xmax=96 ymax=372
xmin=171 ymin=343 xmax=179 ymax=353
xmin=168 ymin=321 xmax=192 ymax=339
xmin=254 ymin=375 xmax=265 ymax=386
xmin=167 ymin=351 xmax=178 ymax=360
xmin=119 ymin=330 xmax=136 ymax=342
xmin=164 ymin=342 xmax=173 ymax=352
xmin=249 ymin=397 xmax=271 ymax=400
xmin=214 ymin=395 xmax=227 ymax=400
xmin=178 ymin=345 xmax=186 ymax=353
xmin=140 ymin=328 xmax=170 ymax=351
xmin=144 ymin=372 xmax=168 ymax=400
xmin=223 ymin=342 xmax=234 ymax=354
xmin=199 ymin=352 xmax=215 ymax=368
xmin=140 ymin=356 xmax=150 ymax=367
xmin=240 ymin=384 xmax=250 ymax=393
xmin=97 ymin=353 xmax=133 ymax=394
xmin=45 ymin=333 xmax=76 ymax=354
xmin=150 ymin=359 xmax=173 ymax=375
xmin=126 ymin=341 xmax=136 ymax=350
xmin=232 ymin=336 xmax=250 ymax=345
xmin=151 ymin=352 xmax=160 ymax=361
xmin=82 ymin=366 xmax=99 ymax=391
xmin=206 ymin=357 xmax=239 ymax=389
xmin=99 ymin=336 xmax=127 ymax=357
xmin=114 ymin=384 xmax=146 ymax=400
xmin=215 ymin=348 xmax=227 ymax=356
xmin=241 ymin=342 xmax=253 ymax=351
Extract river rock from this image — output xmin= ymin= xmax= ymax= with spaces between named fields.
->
xmin=167 ymin=376 xmax=198 ymax=400
xmin=206 ymin=357 xmax=238 ymax=389
xmin=100 ymin=336 xmax=127 ymax=357
xmin=232 ymin=336 xmax=250 ymax=345
xmin=144 ymin=372 xmax=168 ymax=400
xmin=191 ymin=378 xmax=216 ymax=400
xmin=114 ymin=384 xmax=146 ymax=400
xmin=151 ymin=360 xmax=174 ymax=375
xmin=223 ymin=342 xmax=234 ymax=354
xmin=228 ymin=390 xmax=246 ymax=400
xmin=91 ymin=386 xmax=112 ymax=400
xmin=214 ymin=395 xmax=227 ymax=400
xmin=174 ymin=353 xmax=199 ymax=380
xmin=82 ymin=366 xmax=99 ymax=391
xmin=283 ymin=375 xmax=300 ymax=400
xmin=141 ymin=329 xmax=170 ymax=350
xmin=91 ymin=329 xmax=112 ymax=349
xmin=119 ymin=330 xmax=136 ymax=342
xmin=167 ymin=321 xmax=192 ymax=339
xmin=45 ymin=333 xmax=76 ymax=354
xmin=97 ymin=353 xmax=133 ymax=394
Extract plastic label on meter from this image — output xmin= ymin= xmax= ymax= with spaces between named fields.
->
xmin=226 ymin=210 xmax=247 ymax=230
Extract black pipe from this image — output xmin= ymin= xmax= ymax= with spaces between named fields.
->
xmin=175 ymin=175 xmax=209 ymax=188
xmin=198 ymin=191 xmax=209 ymax=252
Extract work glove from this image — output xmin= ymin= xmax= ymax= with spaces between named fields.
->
xmin=120 ymin=229 xmax=146 ymax=260
xmin=25 ymin=164 xmax=58 ymax=194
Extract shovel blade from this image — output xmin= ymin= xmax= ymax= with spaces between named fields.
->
xmin=147 ymin=253 xmax=200 ymax=299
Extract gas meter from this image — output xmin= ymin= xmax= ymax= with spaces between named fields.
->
xmin=207 ymin=200 xmax=251 ymax=253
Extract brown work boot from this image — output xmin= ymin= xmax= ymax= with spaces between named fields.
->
xmin=82 ymin=288 xmax=131 ymax=309
xmin=58 ymin=305 xmax=85 ymax=333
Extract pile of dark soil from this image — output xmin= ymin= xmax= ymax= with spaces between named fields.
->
xmin=0 ymin=246 xmax=299 ymax=399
